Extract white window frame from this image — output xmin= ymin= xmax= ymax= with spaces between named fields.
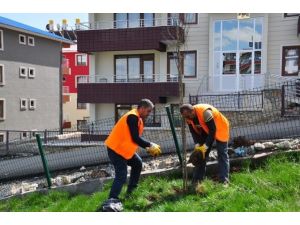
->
xmin=21 ymin=132 xmax=28 ymax=139
xmin=20 ymin=98 xmax=28 ymax=110
xmin=19 ymin=34 xmax=26 ymax=45
xmin=28 ymin=67 xmax=36 ymax=78
xmin=75 ymin=54 xmax=87 ymax=66
xmin=0 ymin=98 xmax=5 ymax=120
xmin=0 ymin=29 xmax=3 ymax=51
xmin=29 ymin=99 xmax=37 ymax=110
xmin=28 ymin=36 xmax=35 ymax=46
xmin=0 ymin=64 xmax=4 ymax=86
xmin=19 ymin=66 xmax=27 ymax=78
xmin=0 ymin=132 xmax=5 ymax=143
xmin=212 ymin=17 xmax=264 ymax=92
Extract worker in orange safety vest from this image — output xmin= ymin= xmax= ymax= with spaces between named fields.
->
xmin=180 ymin=103 xmax=230 ymax=186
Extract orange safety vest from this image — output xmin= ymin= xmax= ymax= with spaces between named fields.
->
xmin=187 ymin=104 xmax=230 ymax=142
xmin=105 ymin=108 xmax=144 ymax=160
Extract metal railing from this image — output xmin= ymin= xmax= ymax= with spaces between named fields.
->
xmin=189 ymin=91 xmax=264 ymax=111
xmin=77 ymin=74 xmax=179 ymax=84
xmin=77 ymin=18 xmax=181 ymax=30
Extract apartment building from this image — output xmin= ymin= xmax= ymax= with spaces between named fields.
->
xmin=76 ymin=13 xmax=300 ymax=124
xmin=0 ymin=16 xmax=73 ymax=141
xmin=62 ymin=44 xmax=90 ymax=129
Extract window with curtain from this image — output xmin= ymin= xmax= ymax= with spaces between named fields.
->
xmin=282 ymin=46 xmax=300 ymax=76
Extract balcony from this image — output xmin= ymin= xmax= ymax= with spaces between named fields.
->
xmin=76 ymin=18 xmax=185 ymax=53
xmin=77 ymin=74 xmax=180 ymax=104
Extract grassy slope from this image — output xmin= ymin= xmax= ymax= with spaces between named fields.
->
xmin=0 ymin=155 xmax=299 ymax=212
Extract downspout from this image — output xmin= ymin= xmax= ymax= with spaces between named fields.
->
xmin=59 ymin=43 xmax=63 ymax=134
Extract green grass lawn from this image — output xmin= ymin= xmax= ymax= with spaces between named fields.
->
xmin=1 ymin=154 xmax=299 ymax=212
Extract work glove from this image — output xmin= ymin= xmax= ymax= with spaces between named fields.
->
xmin=194 ymin=144 xmax=208 ymax=160
xmin=188 ymin=144 xmax=208 ymax=167
xmin=146 ymin=142 xmax=161 ymax=157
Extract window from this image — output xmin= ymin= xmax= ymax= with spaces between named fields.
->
xmin=19 ymin=66 xmax=27 ymax=78
xmin=77 ymin=120 xmax=87 ymax=131
xmin=114 ymin=13 xmax=155 ymax=28
xmin=28 ymin=36 xmax=35 ymax=46
xmin=20 ymin=98 xmax=27 ymax=110
xmin=0 ymin=133 xmax=4 ymax=143
xmin=0 ymin=64 xmax=4 ymax=85
xmin=76 ymin=54 xmax=87 ymax=66
xmin=21 ymin=132 xmax=28 ymax=139
xmin=213 ymin=17 xmax=263 ymax=91
xmin=19 ymin=34 xmax=26 ymax=45
xmin=0 ymin=99 xmax=5 ymax=120
xmin=28 ymin=68 xmax=35 ymax=78
xmin=0 ymin=30 xmax=3 ymax=50
xmin=29 ymin=99 xmax=37 ymax=110
xmin=128 ymin=13 xmax=140 ymax=28
xmin=167 ymin=51 xmax=197 ymax=78
xmin=168 ymin=13 xmax=181 ymax=26
xmin=183 ymin=13 xmax=197 ymax=24
xmin=282 ymin=46 xmax=300 ymax=76
xmin=143 ymin=13 xmax=154 ymax=27
xmin=283 ymin=13 xmax=300 ymax=18
xmin=115 ymin=54 xmax=154 ymax=82
xmin=77 ymin=102 xmax=87 ymax=109
xmin=115 ymin=13 xmax=127 ymax=28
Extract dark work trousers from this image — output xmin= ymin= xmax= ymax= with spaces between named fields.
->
xmin=193 ymin=132 xmax=230 ymax=182
xmin=107 ymin=148 xmax=143 ymax=199
xmin=193 ymin=140 xmax=230 ymax=183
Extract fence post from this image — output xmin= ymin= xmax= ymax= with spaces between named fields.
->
xmin=165 ymin=105 xmax=183 ymax=166
xmin=5 ymin=130 xmax=9 ymax=155
xmin=36 ymin=134 xmax=52 ymax=189
xmin=281 ymin=85 xmax=285 ymax=117
xmin=44 ymin=129 xmax=47 ymax=144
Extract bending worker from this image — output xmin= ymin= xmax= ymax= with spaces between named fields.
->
xmin=101 ymin=99 xmax=161 ymax=211
xmin=180 ymin=103 xmax=230 ymax=185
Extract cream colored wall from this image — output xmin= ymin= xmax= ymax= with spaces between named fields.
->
xmin=267 ymin=13 xmax=300 ymax=84
xmin=63 ymin=93 xmax=90 ymax=127
xmin=95 ymin=103 xmax=115 ymax=120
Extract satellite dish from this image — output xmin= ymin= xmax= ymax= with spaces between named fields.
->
xmin=46 ymin=24 xmax=50 ymax=31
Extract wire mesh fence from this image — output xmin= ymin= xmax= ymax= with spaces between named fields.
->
xmin=0 ymin=79 xmax=299 ymax=186
xmin=189 ymin=79 xmax=300 ymax=141
xmin=0 ymin=113 xmax=187 ymax=182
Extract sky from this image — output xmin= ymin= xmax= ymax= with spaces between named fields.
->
xmin=0 ymin=13 xmax=88 ymax=30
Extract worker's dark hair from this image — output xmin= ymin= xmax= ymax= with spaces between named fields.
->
xmin=137 ymin=99 xmax=154 ymax=109
xmin=180 ymin=104 xmax=194 ymax=114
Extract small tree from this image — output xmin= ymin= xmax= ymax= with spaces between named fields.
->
xmin=164 ymin=15 xmax=190 ymax=190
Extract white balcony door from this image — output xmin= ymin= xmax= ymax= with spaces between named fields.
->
xmin=212 ymin=17 xmax=263 ymax=92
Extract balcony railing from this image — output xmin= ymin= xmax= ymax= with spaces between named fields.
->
xmin=77 ymin=18 xmax=181 ymax=30
xmin=77 ymin=74 xmax=179 ymax=84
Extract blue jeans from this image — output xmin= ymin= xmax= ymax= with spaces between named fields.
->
xmin=107 ymin=148 xmax=143 ymax=199
xmin=193 ymin=141 xmax=230 ymax=183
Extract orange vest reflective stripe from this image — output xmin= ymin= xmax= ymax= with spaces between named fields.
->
xmin=187 ymin=104 xmax=230 ymax=142
xmin=105 ymin=109 xmax=144 ymax=160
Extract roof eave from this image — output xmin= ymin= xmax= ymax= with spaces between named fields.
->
xmin=0 ymin=24 xmax=74 ymax=45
